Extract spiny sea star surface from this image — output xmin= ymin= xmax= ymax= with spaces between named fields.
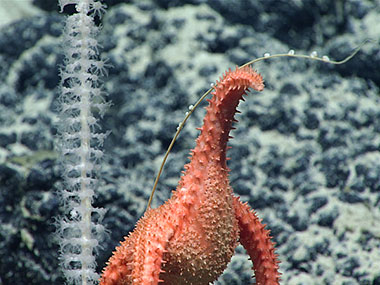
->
xmin=100 ymin=66 xmax=280 ymax=284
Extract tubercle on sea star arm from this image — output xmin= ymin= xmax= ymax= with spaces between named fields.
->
xmin=234 ymin=196 xmax=281 ymax=284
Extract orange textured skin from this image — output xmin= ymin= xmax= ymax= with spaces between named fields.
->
xmin=100 ymin=66 xmax=280 ymax=284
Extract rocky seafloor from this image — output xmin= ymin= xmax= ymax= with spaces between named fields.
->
xmin=0 ymin=0 xmax=379 ymax=284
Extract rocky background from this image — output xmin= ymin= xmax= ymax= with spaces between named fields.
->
xmin=0 ymin=0 xmax=379 ymax=284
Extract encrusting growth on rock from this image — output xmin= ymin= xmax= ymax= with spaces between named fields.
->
xmin=100 ymin=66 xmax=281 ymax=284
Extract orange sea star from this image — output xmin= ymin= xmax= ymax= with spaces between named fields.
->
xmin=100 ymin=66 xmax=281 ymax=284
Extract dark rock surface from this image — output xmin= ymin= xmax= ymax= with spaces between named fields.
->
xmin=0 ymin=0 xmax=379 ymax=284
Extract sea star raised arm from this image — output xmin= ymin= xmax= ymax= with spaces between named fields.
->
xmin=100 ymin=66 xmax=281 ymax=284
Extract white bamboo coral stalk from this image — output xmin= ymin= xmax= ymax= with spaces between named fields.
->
xmin=56 ymin=0 xmax=109 ymax=284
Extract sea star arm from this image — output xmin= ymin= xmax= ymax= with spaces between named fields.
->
xmin=99 ymin=207 xmax=175 ymax=285
xmin=233 ymin=196 xmax=281 ymax=285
